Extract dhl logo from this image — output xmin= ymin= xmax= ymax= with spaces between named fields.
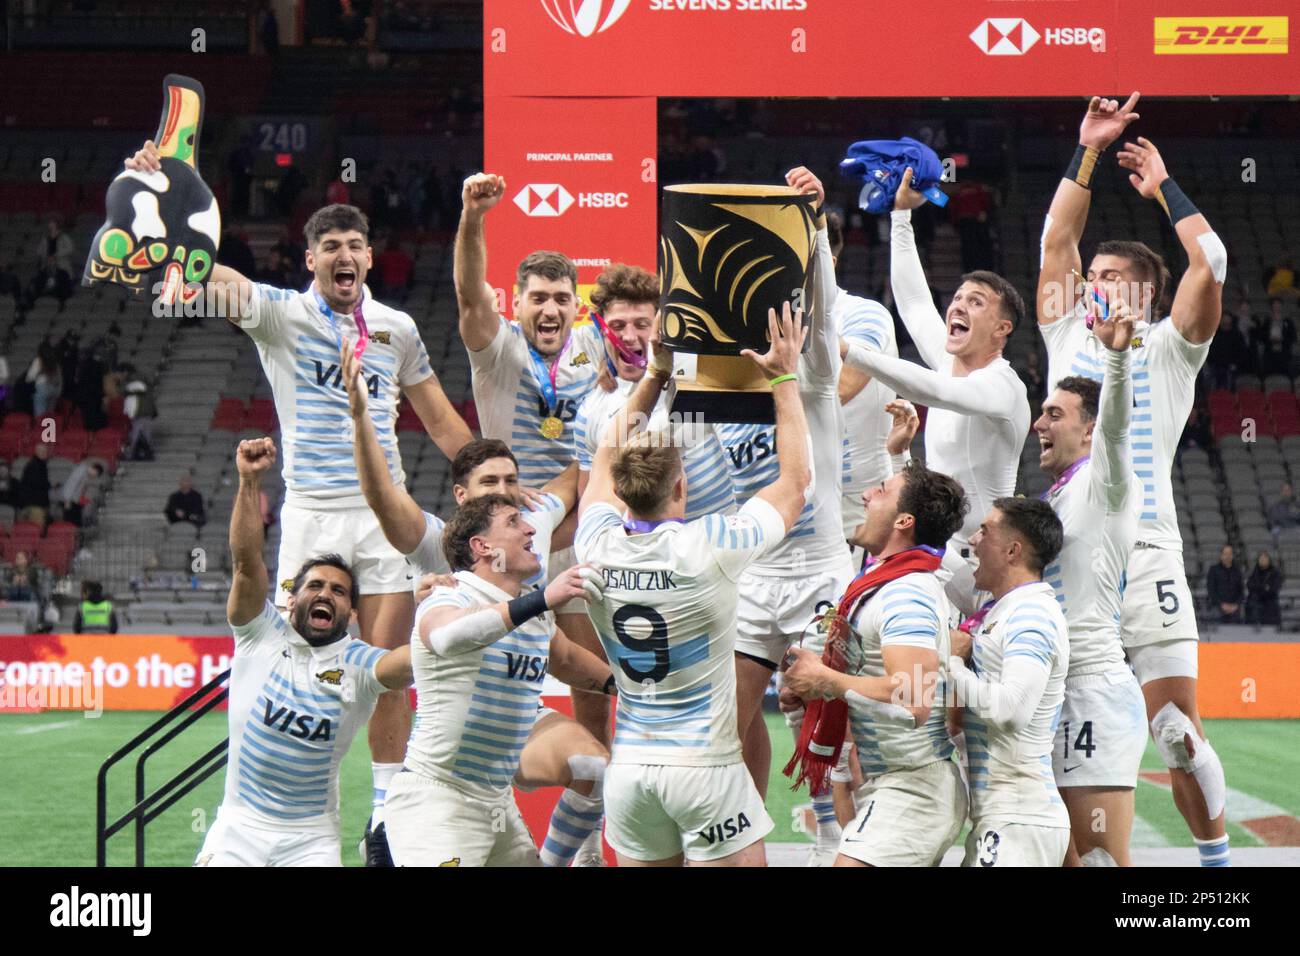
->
xmin=1155 ymin=17 xmax=1288 ymax=54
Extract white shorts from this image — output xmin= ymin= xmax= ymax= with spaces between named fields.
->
xmin=937 ymin=542 xmax=982 ymax=619
xmin=275 ymin=500 xmax=410 ymax=606
xmin=962 ymin=820 xmax=1069 ymax=868
xmin=735 ymin=561 xmax=854 ymax=666
xmin=603 ymin=762 xmax=774 ymax=863
xmin=1122 ymin=546 xmax=1199 ymax=647
xmin=383 ymin=770 xmax=539 ymax=867
xmin=1127 ymin=637 xmax=1199 ymax=685
xmin=194 ymin=805 xmax=340 ymax=867
xmin=837 ymin=758 xmax=967 ymax=867
xmin=1052 ymin=668 xmax=1147 ymax=788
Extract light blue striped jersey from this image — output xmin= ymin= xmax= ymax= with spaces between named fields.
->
xmin=1040 ymin=311 xmax=1210 ymax=549
xmin=468 ymin=317 xmax=604 ymax=486
xmin=224 ymin=601 xmax=387 ymax=826
xmin=838 ymin=291 xmax=898 ymax=537
xmin=964 ymin=581 xmax=1069 ymax=827
xmin=843 ymin=571 xmax=954 ymax=774
xmin=243 ymin=283 xmax=435 ymax=509
xmin=575 ymin=378 xmax=737 ymax=521
xmin=404 ymin=496 xmax=566 ymax=590
xmin=575 ymin=498 xmax=786 ymax=766
xmin=405 ymin=570 xmax=551 ymax=799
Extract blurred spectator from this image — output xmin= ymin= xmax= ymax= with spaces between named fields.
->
xmin=5 ymin=551 xmax=40 ymax=602
xmin=1206 ymin=311 xmax=1252 ymax=388
xmin=1268 ymin=482 xmax=1300 ymax=532
xmin=1252 ymin=298 xmax=1296 ymax=377
xmin=950 ymin=180 xmax=995 ymax=272
xmin=123 ymin=366 xmax=156 ymax=461
xmin=1206 ymin=544 xmax=1244 ymax=624
xmin=258 ymin=0 xmax=280 ymax=55
xmin=1264 ymin=254 xmax=1296 ymax=300
xmin=1017 ymin=350 xmax=1045 ymax=402
xmin=165 ymin=473 xmax=205 ymax=527
xmin=0 ymin=461 xmax=17 ymax=509
xmin=57 ymin=461 xmax=103 ymax=527
xmin=228 ymin=135 xmax=255 ymax=220
xmin=56 ymin=329 xmax=80 ymax=401
xmin=17 ymin=442 xmax=51 ymax=524
xmin=275 ymin=164 xmax=308 ymax=218
xmin=376 ymin=237 xmax=413 ymax=302
xmin=74 ymin=346 xmax=107 ymax=432
xmin=74 ymin=580 xmax=118 ymax=634
xmin=26 ymin=338 xmax=61 ymax=418
xmin=1246 ymin=551 xmax=1282 ymax=626
xmin=28 ymin=218 xmax=75 ymax=311
xmin=0 ymin=260 xmax=21 ymax=311
xmin=218 ymin=225 xmax=258 ymax=279
xmin=325 ymin=177 xmax=351 ymax=207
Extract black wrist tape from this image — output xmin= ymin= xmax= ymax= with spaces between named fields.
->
xmin=507 ymin=588 xmax=549 ymax=627
xmin=1065 ymin=144 xmax=1100 ymax=189
xmin=1155 ymin=177 xmax=1199 ymax=225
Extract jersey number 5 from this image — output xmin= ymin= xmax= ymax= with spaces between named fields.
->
xmin=1155 ymin=579 xmax=1180 ymax=615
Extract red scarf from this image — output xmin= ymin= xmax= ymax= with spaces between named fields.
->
xmin=783 ymin=546 xmax=944 ymax=795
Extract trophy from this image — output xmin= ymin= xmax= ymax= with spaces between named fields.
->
xmin=659 ymin=184 xmax=817 ymax=424
xmin=83 ymin=74 xmax=220 ymax=306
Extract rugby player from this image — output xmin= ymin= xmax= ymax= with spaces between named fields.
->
xmin=1035 ymin=303 xmax=1148 ymax=866
xmin=575 ymin=303 xmax=813 ymax=866
xmin=343 ymin=344 xmax=614 ymax=867
xmin=195 ymin=438 xmax=414 ymax=867
xmin=382 ymin=495 xmax=609 ymax=867
xmin=1038 ymin=94 xmax=1230 ymax=864
xmin=841 ymin=170 xmax=1029 ymax=617
xmin=782 ymin=460 xmax=969 ymax=867
xmin=946 ymin=499 xmax=1071 ymax=867
xmin=124 ymin=141 xmax=473 ymax=866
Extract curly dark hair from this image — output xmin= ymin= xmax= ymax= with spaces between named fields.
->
xmin=993 ymin=497 xmax=1064 ymax=574
xmin=589 ymin=263 xmax=659 ymax=313
xmin=897 ymin=461 xmax=969 ymax=549
xmin=442 ymin=493 xmax=516 ymax=573
xmin=303 ymin=204 xmax=369 ymax=248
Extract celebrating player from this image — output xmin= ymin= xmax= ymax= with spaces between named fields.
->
xmin=715 ymin=168 xmax=854 ymax=865
xmin=947 ymin=498 xmax=1070 ymax=867
xmin=1037 ymin=93 xmax=1230 ymax=865
xmin=343 ymin=344 xmax=614 ymax=868
xmin=782 ymin=460 xmax=969 ymax=867
xmin=382 ymin=495 xmax=608 ymax=867
xmin=123 ymin=140 xmax=473 ymax=865
xmin=575 ymin=303 xmax=813 ymax=866
xmin=1036 ymin=303 xmax=1148 ymax=866
xmin=195 ymin=438 xmax=414 ymax=867
xmin=841 ymin=169 xmax=1029 ymax=617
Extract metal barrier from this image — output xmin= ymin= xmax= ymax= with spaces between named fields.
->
xmin=95 ymin=667 xmax=230 ymax=867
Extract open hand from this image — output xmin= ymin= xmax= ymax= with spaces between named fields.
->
xmin=741 ymin=301 xmax=807 ymax=379
xmin=1078 ymin=92 xmax=1140 ymax=151
xmin=1116 ymin=136 xmax=1169 ymax=200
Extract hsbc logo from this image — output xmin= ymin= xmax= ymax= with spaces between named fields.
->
xmin=969 ymin=19 xmax=1106 ymax=55
xmin=514 ymin=184 xmax=574 ymax=217
xmin=540 ymin=0 xmax=630 ymax=37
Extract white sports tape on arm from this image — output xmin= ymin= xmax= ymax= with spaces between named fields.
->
xmin=1197 ymin=231 xmax=1227 ymax=285
xmin=427 ymin=607 xmax=508 ymax=656
xmin=946 ymin=655 xmax=1047 ymax=734
xmin=1039 ymin=213 xmax=1053 ymax=270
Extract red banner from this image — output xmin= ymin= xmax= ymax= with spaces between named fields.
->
xmin=0 ymin=634 xmax=232 ymax=713
xmin=486 ymin=0 xmax=1296 ymax=98
xmin=482 ymin=95 xmax=659 ymax=311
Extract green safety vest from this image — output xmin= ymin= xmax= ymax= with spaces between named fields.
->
xmin=81 ymin=600 xmax=113 ymax=631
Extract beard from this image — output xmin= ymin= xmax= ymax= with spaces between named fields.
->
xmin=291 ymin=601 xmax=350 ymax=646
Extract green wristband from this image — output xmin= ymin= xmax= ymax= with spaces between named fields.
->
xmin=768 ymin=373 xmax=797 ymax=387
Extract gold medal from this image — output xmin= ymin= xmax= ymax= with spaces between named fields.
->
xmin=540 ymin=416 xmax=564 ymax=439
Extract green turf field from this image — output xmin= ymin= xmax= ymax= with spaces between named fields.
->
xmin=1 ymin=712 xmax=1296 ymax=865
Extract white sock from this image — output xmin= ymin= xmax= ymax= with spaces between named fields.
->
xmin=540 ymin=788 xmax=604 ymax=868
xmin=1194 ymin=835 xmax=1231 ymax=867
xmin=370 ymin=762 xmax=402 ymax=827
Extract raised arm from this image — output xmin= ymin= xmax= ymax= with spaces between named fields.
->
xmin=841 ymin=343 xmax=1022 ymax=420
xmin=746 ymin=304 xmax=812 ymax=532
xmin=1118 ymin=136 xmax=1225 ymax=345
xmin=1089 ymin=307 xmax=1137 ymax=510
xmin=454 ymin=173 xmax=508 ymax=352
xmin=123 ymin=140 xmax=255 ymax=323
xmin=342 ymin=340 xmax=425 ymax=556
xmin=227 ymin=438 xmax=277 ymax=627
xmin=785 ymin=166 xmax=839 ymax=382
xmin=1037 ymin=94 xmax=1141 ymax=327
xmin=548 ymin=626 xmax=616 ymax=697
xmin=888 ymin=180 xmax=948 ymax=370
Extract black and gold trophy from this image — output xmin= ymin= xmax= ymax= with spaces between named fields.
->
xmin=83 ymin=74 xmax=220 ymax=306
xmin=659 ymin=184 xmax=817 ymax=423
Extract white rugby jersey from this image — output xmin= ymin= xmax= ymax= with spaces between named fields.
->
xmin=405 ymin=570 xmax=551 ymax=799
xmin=843 ymin=570 xmax=954 ymax=774
xmin=838 ymin=291 xmax=898 ymax=539
xmin=574 ymin=497 xmax=787 ymax=766
xmin=1041 ymin=347 xmax=1142 ymax=673
xmin=404 ymin=495 xmax=566 ymax=592
xmin=223 ymin=601 xmax=387 ymax=826
xmin=964 ymin=582 xmax=1070 ymax=828
xmin=243 ymin=283 xmax=434 ymax=509
xmin=575 ymin=377 xmax=736 ymax=521
xmin=468 ymin=317 xmax=604 ymax=486
xmin=1041 ymin=310 xmax=1210 ymax=549
xmin=715 ymin=225 xmax=850 ymax=577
